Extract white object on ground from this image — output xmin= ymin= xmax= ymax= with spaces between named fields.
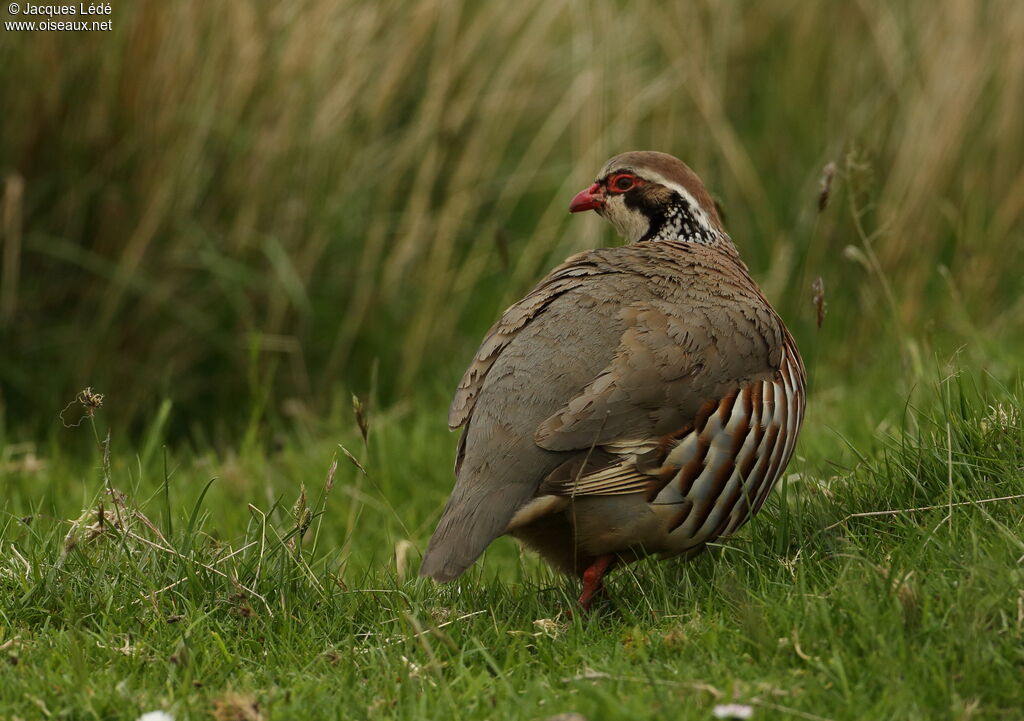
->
xmin=136 ymin=712 xmax=174 ymax=721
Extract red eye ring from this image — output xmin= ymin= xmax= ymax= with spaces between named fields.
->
xmin=608 ymin=173 xmax=638 ymax=193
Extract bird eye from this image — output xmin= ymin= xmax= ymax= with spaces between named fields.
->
xmin=611 ymin=174 xmax=635 ymax=192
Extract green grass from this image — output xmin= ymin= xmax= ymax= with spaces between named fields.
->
xmin=2 ymin=371 xmax=1022 ymax=720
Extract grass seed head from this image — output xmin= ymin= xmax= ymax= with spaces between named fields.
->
xmin=59 ymin=387 xmax=105 ymax=428
xmin=812 ymin=276 xmax=827 ymax=329
xmin=338 ymin=443 xmax=367 ymax=476
xmin=352 ymin=393 xmax=370 ymax=446
xmin=817 ymin=161 xmax=837 ymax=211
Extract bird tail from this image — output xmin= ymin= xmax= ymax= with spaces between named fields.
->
xmin=419 ymin=483 xmax=521 ymax=582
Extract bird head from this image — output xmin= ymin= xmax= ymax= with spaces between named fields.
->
xmin=569 ymin=151 xmax=727 ymax=246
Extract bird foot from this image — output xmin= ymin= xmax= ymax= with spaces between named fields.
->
xmin=577 ymin=554 xmax=615 ymax=611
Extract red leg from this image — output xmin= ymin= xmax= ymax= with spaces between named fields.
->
xmin=577 ymin=554 xmax=615 ymax=611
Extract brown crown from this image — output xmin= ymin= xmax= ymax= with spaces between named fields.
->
xmin=599 ymin=151 xmax=724 ymax=231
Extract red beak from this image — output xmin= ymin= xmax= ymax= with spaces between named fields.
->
xmin=569 ymin=183 xmax=603 ymax=213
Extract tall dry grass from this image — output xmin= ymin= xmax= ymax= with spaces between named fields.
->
xmin=1 ymin=0 xmax=1022 ymax=435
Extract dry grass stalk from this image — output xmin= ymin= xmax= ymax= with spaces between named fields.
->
xmin=1 ymin=174 xmax=23 ymax=325
xmin=823 ymin=493 xmax=1024 ymax=532
xmin=393 ymin=539 xmax=415 ymax=579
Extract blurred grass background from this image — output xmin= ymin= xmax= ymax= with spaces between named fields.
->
xmin=1 ymin=0 xmax=1022 ymax=443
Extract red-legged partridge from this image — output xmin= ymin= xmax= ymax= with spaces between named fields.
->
xmin=420 ymin=151 xmax=806 ymax=608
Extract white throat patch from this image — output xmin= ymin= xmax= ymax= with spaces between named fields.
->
xmin=602 ymin=199 xmax=650 ymax=243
